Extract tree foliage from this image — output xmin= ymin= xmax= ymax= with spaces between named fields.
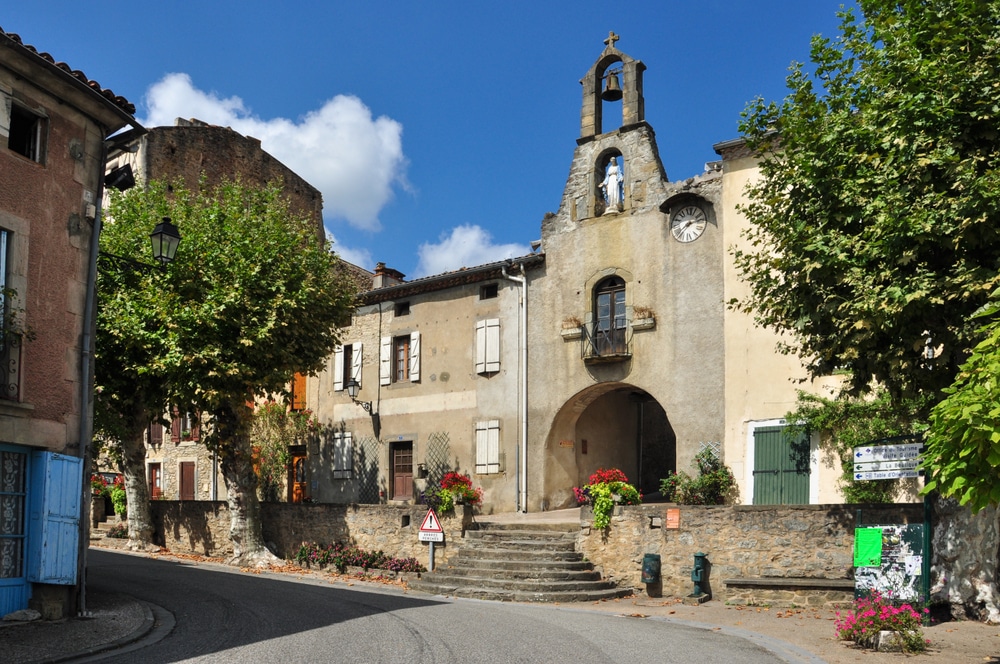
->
xmin=251 ymin=401 xmax=319 ymax=502
xmin=100 ymin=177 xmax=356 ymax=562
xmin=735 ymin=0 xmax=1000 ymax=402
xmin=925 ymin=295 xmax=1000 ymax=511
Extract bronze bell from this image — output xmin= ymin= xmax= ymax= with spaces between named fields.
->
xmin=602 ymin=72 xmax=623 ymax=101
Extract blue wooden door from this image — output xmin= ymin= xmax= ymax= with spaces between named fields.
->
xmin=0 ymin=446 xmax=30 ymax=615
xmin=28 ymin=451 xmax=81 ymax=585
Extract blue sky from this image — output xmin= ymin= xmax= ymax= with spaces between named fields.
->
xmin=7 ymin=2 xmax=854 ymax=278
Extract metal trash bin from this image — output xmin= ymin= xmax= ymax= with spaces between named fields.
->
xmin=641 ymin=553 xmax=661 ymax=584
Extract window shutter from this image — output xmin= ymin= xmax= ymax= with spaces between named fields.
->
xmin=475 ymin=420 xmax=500 ymax=474
xmin=149 ymin=420 xmax=163 ymax=446
xmin=333 ymin=345 xmax=344 ymax=391
xmin=485 ymin=318 xmax=500 ymax=372
xmin=351 ymin=342 xmax=363 ymax=387
xmin=409 ymin=331 xmax=421 ymax=382
xmin=170 ymin=406 xmax=181 ymax=443
xmin=380 ymin=336 xmax=391 ymax=386
xmin=333 ymin=431 xmax=354 ymax=479
xmin=475 ymin=321 xmax=486 ymax=373
xmin=27 ymin=452 xmax=81 ymax=585
xmin=292 ymin=372 xmax=307 ymax=410
xmin=191 ymin=412 xmax=201 ymax=441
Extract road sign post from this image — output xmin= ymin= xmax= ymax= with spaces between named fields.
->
xmin=418 ymin=508 xmax=444 ymax=571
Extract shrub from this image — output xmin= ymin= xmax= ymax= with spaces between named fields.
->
xmin=420 ymin=472 xmax=483 ymax=512
xmin=660 ymin=448 xmax=736 ymax=505
xmin=110 ymin=476 xmax=127 ymax=517
xmin=105 ymin=523 xmax=128 ymax=539
xmin=835 ymin=592 xmax=928 ymax=653
xmin=573 ymin=468 xmax=642 ymax=529
xmin=293 ymin=541 xmax=426 ymax=574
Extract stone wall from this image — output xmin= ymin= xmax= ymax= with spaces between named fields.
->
xmin=151 ymin=501 xmax=471 ymax=564
xmin=579 ymin=503 xmax=924 ymax=606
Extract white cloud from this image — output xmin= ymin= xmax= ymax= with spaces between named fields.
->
xmin=141 ymin=73 xmax=406 ymax=231
xmin=326 ymin=229 xmax=373 ymax=272
xmin=415 ymin=225 xmax=531 ymax=278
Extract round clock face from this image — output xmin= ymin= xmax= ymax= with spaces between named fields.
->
xmin=670 ymin=205 xmax=708 ymax=243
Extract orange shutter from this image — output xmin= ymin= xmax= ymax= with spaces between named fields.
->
xmin=292 ymin=372 xmax=307 ymax=411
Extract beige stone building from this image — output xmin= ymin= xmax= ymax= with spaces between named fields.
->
xmin=304 ymin=34 xmax=849 ymax=513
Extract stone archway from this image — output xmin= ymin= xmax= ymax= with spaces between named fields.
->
xmin=541 ymin=383 xmax=675 ymax=509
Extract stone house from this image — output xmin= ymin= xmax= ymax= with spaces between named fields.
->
xmin=0 ymin=28 xmax=141 ymax=617
xmin=302 ymin=34 xmax=850 ymax=514
xmin=301 ymin=258 xmax=539 ymax=513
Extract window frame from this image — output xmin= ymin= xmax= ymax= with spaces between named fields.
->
xmin=7 ymin=102 xmax=46 ymax=164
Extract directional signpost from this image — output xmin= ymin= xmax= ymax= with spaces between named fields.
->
xmin=853 ymin=443 xmax=922 ymax=481
xmin=419 ymin=508 xmax=444 ymax=571
xmin=851 ymin=438 xmax=930 ymax=606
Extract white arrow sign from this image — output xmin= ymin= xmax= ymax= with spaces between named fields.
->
xmin=854 ymin=458 xmax=921 ymax=473
xmin=855 ymin=469 xmax=920 ymax=481
xmin=853 ymin=443 xmax=922 ymax=463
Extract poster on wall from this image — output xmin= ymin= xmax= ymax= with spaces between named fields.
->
xmin=853 ymin=524 xmax=924 ymax=601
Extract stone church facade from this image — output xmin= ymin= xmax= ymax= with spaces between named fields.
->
xmin=302 ymin=35 xmax=846 ymax=514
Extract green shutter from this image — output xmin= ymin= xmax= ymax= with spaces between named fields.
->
xmin=753 ymin=426 xmax=810 ymax=505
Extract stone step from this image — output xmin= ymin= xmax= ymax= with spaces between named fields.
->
xmin=414 ymin=572 xmax=615 ymax=593
xmin=457 ymin=538 xmax=578 ymax=552
xmin=472 ymin=522 xmax=577 ymax=533
xmin=407 ymin=580 xmax=631 ymax=603
xmin=466 ymin=528 xmax=577 ymax=542
xmin=431 ymin=564 xmax=602 ymax=582
xmin=444 ymin=558 xmax=595 ymax=573
xmin=453 ymin=547 xmax=584 ymax=562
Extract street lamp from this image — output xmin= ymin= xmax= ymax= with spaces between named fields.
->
xmin=345 ymin=378 xmax=380 ymax=438
xmin=345 ymin=378 xmax=372 ymax=414
xmin=149 ymin=217 xmax=181 ymax=266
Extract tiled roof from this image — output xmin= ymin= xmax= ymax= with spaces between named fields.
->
xmin=0 ymin=27 xmax=136 ymax=115
xmin=358 ymin=253 xmax=544 ymax=305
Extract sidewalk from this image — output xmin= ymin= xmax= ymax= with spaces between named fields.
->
xmin=5 ymin=544 xmax=999 ymax=663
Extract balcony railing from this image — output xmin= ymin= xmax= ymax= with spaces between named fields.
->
xmin=581 ymin=322 xmax=632 ymax=363
xmin=0 ymin=332 xmax=21 ymax=401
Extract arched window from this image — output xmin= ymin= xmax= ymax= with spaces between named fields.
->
xmin=593 ymin=276 xmax=626 ymax=355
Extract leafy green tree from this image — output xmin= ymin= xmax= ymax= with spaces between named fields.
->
xmin=100 ymin=178 xmax=356 ymax=564
xmin=783 ymin=391 xmax=927 ymax=503
xmin=251 ymin=401 xmax=319 ymax=502
xmin=925 ymin=296 xmax=1000 ymax=511
xmin=735 ymin=0 xmax=1000 ymax=405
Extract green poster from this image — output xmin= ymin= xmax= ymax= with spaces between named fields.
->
xmin=854 ymin=527 xmax=883 ymax=567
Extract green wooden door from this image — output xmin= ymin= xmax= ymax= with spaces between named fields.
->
xmin=752 ymin=426 xmax=810 ymax=504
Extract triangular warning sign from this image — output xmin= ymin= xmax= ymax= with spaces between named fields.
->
xmin=419 ymin=508 xmax=443 ymax=533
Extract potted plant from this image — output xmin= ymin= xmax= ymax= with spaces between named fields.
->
xmin=561 ymin=316 xmax=583 ymax=339
xmin=632 ymin=306 xmax=656 ymax=330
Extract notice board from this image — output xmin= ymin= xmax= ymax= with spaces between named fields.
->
xmin=853 ymin=524 xmax=924 ymax=601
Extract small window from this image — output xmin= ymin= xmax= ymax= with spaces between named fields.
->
xmin=394 ymin=336 xmax=410 ymax=382
xmin=479 ymin=283 xmax=498 ymax=300
xmin=8 ymin=104 xmax=45 ymax=163
xmin=394 ymin=301 xmax=410 ymax=316
xmin=380 ymin=332 xmax=420 ymax=385
xmin=170 ymin=407 xmax=200 ymax=442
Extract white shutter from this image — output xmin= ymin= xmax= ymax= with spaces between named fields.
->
xmin=409 ymin=331 xmax=421 ymax=382
xmin=333 ymin=345 xmax=344 ymax=391
xmin=351 ymin=342 xmax=363 ymax=387
xmin=475 ymin=321 xmax=486 ymax=373
xmin=333 ymin=431 xmax=353 ymax=479
xmin=475 ymin=420 xmax=500 ymax=474
xmin=485 ymin=318 xmax=500 ymax=373
xmin=380 ymin=336 xmax=391 ymax=386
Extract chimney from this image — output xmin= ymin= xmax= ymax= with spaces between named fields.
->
xmin=373 ymin=262 xmax=405 ymax=289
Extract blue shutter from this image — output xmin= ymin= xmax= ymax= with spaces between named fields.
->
xmin=27 ymin=452 xmax=81 ymax=585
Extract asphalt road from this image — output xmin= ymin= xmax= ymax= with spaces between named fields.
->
xmin=83 ymin=549 xmax=789 ymax=663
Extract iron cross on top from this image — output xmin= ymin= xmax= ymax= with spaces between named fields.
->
xmin=604 ymin=31 xmax=620 ymax=48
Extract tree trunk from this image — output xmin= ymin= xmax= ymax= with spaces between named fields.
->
xmin=121 ymin=421 xmax=157 ymax=552
xmin=932 ymin=495 xmax=1000 ymax=623
xmin=216 ymin=402 xmax=280 ymax=567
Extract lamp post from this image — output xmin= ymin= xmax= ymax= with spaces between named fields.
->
xmin=345 ymin=378 xmax=380 ymax=438
xmin=98 ymin=217 xmax=181 ymax=273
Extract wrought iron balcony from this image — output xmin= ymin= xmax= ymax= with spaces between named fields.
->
xmin=581 ymin=322 xmax=632 ymax=363
xmin=0 ymin=332 xmax=22 ymax=401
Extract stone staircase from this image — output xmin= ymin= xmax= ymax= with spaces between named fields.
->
xmin=408 ymin=521 xmax=631 ymax=602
